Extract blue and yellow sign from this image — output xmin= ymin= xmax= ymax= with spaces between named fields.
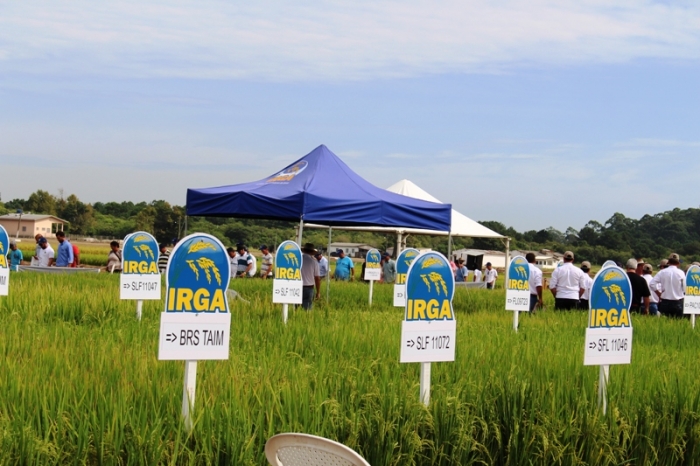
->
xmin=395 ymin=248 xmax=419 ymax=285
xmin=274 ymin=241 xmax=302 ymax=280
xmin=588 ymin=266 xmax=632 ymax=328
xmin=122 ymin=232 xmax=159 ymax=275
xmin=405 ymin=251 xmax=455 ymax=321
xmin=686 ymin=265 xmax=700 ymax=296
xmin=365 ymin=248 xmax=382 ymax=281
xmin=507 ymin=256 xmax=530 ymax=291
xmin=165 ymin=233 xmax=230 ymax=313
xmin=0 ymin=225 xmax=8 ymax=270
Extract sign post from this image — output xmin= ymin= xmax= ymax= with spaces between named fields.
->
xmin=505 ymin=255 xmax=530 ymax=332
xmin=393 ymin=248 xmax=419 ymax=307
xmin=158 ymin=233 xmax=231 ymax=431
xmin=400 ymin=251 xmax=456 ymax=406
xmin=0 ymin=226 xmax=9 ymax=296
xmin=364 ymin=249 xmax=382 ymax=305
xmin=583 ymin=264 xmax=633 ymax=414
xmin=684 ymin=265 xmax=700 ymax=328
xmin=273 ymin=241 xmax=303 ymax=324
xmin=120 ymin=232 xmax=161 ymax=320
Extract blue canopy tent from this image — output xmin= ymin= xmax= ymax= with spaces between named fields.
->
xmin=186 ymin=145 xmax=451 ymax=233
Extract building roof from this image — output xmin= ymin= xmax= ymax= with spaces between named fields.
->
xmin=330 ymin=242 xmax=375 ymax=248
xmin=0 ymin=213 xmax=69 ymax=222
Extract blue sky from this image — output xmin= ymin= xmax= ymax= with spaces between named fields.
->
xmin=1 ymin=1 xmax=699 ymax=232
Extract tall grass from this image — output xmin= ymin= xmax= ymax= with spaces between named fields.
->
xmin=0 ymin=273 xmax=699 ymax=465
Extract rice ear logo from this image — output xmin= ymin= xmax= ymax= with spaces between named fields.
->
xmin=420 ymin=272 xmax=448 ymax=295
xmin=283 ymin=253 xmax=299 ymax=267
xmin=513 ymin=266 xmax=527 ymax=278
xmin=267 ymin=161 xmax=308 ymax=183
xmin=405 ymin=252 xmax=455 ymax=321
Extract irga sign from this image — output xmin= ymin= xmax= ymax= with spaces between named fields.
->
xmin=364 ymin=248 xmax=382 ymax=281
xmin=583 ymin=265 xmax=633 ymax=366
xmin=684 ymin=265 xmax=700 ymax=314
xmin=506 ymin=255 xmax=530 ymax=311
xmin=273 ymin=240 xmax=303 ymax=305
xmin=0 ymin=225 xmax=9 ymax=296
xmin=120 ymin=232 xmax=161 ymax=300
xmin=394 ymin=248 xmax=419 ymax=307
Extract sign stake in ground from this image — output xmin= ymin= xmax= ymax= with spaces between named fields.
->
xmin=400 ymin=251 xmax=456 ymax=406
xmin=505 ymin=255 xmax=530 ymax=332
xmin=684 ymin=265 xmax=699 ymax=329
xmin=273 ymin=241 xmax=303 ymax=324
xmin=583 ymin=264 xmax=633 ymax=414
xmin=394 ymin=248 xmax=419 ymax=308
xmin=365 ymin=249 xmax=382 ymax=305
xmin=157 ymin=233 xmax=231 ymax=431
xmin=120 ymin=232 xmax=161 ymax=320
xmin=0 ymin=225 xmax=9 ymax=296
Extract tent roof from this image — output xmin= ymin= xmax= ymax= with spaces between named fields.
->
xmin=186 ymin=145 xmax=451 ymax=231
xmin=387 ymin=180 xmax=504 ymax=238
xmin=306 ymin=179 xmax=504 ymax=239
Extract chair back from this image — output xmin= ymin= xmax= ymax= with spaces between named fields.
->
xmin=265 ymin=433 xmax=370 ymax=466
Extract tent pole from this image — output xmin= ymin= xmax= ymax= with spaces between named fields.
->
xmin=505 ymin=237 xmax=511 ymax=289
xmin=297 ymin=219 xmax=304 ymax=245
xmin=447 ymin=233 xmax=453 ymax=260
xmin=396 ymin=231 xmax=403 ymax=256
xmin=326 ymin=227 xmax=332 ymax=302
xmin=184 ymin=215 xmax=188 ymax=237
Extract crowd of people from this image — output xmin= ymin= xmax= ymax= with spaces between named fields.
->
xmin=538 ymin=250 xmax=691 ymax=318
xmin=5 ymin=232 xmax=81 ymax=271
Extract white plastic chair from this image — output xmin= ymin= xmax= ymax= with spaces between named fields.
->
xmin=265 ymin=433 xmax=371 ymax=466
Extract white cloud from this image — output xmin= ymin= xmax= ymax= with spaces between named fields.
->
xmin=1 ymin=1 xmax=699 ymax=81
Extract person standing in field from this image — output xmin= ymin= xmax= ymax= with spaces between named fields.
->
xmin=454 ymin=258 xmax=469 ymax=282
xmin=578 ymin=261 xmax=593 ymax=310
xmin=71 ymin=240 xmax=80 ymax=267
xmin=300 ymin=243 xmax=321 ymax=310
xmin=473 ymin=266 xmax=483 ymax=283
xmin=158 ymin=243 xmax=170 ymax=273
xmin=548 ymin=251 xmax=586 ymax=310
xmin=234 ymin=244 xmax=255 ymax=278
xmin=526 ymin=253 xmax=543 ymax=311
xmin=33 ymin=234 xmax=43 ymax=264
xmin=36 ymin=238 xmax=55 ymax=267
xmin=106 ymin=241 xmax=122 ymax=272
xmin=484 ymin=262 xmax=498 ymax=289
xmin=626 ymin=259 xmax=651 ymax=314
xmin=54 ymin=231 xmax=74 ymax=267
xmin=642 ymin=264 xmax=660 ymax=316
xmin=334 ymin=249 xmax=354 ymax=281
xmin=258 ymin=245 xmax=274 ymax=279
xmin=650 ymin=253 xmax=685 ymax=318
xmin=381 ymin=252 xmax=397 ymax=284
xmin=315 ymin=251 xmax=329 ymax=280
xmin=8 ymin=242 xmax=23 ymax=271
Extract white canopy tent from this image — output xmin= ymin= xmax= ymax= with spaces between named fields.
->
xmin=305 ymin=179 xmax=511 ymax=299
xmin=306 ymin=179 xmax=509 ymax=262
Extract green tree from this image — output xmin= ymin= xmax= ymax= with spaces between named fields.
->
xmin=58 ymin=194 xmax=96 ymax=235
xmin=135 ymin=206 xmax=157 ymax=234
xmin=25 ymin=190 xmax=57 ymax=215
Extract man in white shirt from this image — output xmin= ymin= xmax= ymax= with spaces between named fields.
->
xmin=578 ymin=261 xmax=594 ymax=310
xmin=36 ymin=238 xmax=55 ymax=267
xmin=484 ymin=262 xmax=498 ymax=289
xmin=649 ymin=253 xmax=686 ymax=318
xmin=233 ymin=244 xmax=256 ymax=278
xmin=473 ymin=267 xmax=483 ymax=283
xmin=315 ymin=251 xmax=329 ymax=279
xmin=642 ymin=264 xmax=660 ymax=316
xmin=526 ymin=253 xmax=543 ymax=311
xmin=549 ymin=251 xmax=586 ymax=310
xmin=300 ymin=243 xmax=321 ymax=310
xmin=258 ymin=245 xmax=274 ymax=279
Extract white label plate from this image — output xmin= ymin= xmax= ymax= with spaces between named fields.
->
xmin=684 ymin=296 xmax=700 ymax=315
xmin=0 ymin=268 xmax=8 ymax=296
xmin=506 ymin=289 xmax=530 ymax=311
xmin=158 ymin=312 xmax=231 ymax=360
xmin=583 ymin=327 xmax=633 ymax=366
xmin=272 ymin=279 xmax=303 ymax=304
xmin=393 ymin=284 xmax=405 ymax=308
xmin=364 ymin=267 xmax=381 ymax=281
xmin=400 ymin=320 xmax=456 ymax=363
xmin=120 ymin=274 xmax=161 ymax=300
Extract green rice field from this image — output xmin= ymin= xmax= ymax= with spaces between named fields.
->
xmin=1 ymin=271 xmax=699 ymax=465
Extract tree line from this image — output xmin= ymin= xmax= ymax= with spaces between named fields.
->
xmin=2 ymin=190 xmax=698 ymax=265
